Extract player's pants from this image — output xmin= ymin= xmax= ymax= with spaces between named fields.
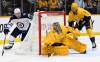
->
xmin=75 ymin=19 xmax=95 ymax=38
xmin=11 ymin=24 xmax=31 ymax=41
xmin=77 ymin=19 xmax=93 ymax=30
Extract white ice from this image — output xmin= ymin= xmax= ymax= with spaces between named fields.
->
xmin=0 ymin=36 xmax=100 ymax=62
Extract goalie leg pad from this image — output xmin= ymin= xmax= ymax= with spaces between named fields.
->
xmin=53 ymin=46 xmax=69 ymax=56
xmin=63 ymin=37 xmax=87 ymax=53
xmin=42 ymin=45 xmax=69 ymax=56
xmin=41 ymin=46 xmax=53 ymax=55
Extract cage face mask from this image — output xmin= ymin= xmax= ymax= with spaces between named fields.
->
xmin=53 ymin=22 xmax=62 ymax=33
xmin=14 ymin=13 xmax=21 ymax=18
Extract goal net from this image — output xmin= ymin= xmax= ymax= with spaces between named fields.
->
xmin=32 ymin=11 xmax=66 ymax=55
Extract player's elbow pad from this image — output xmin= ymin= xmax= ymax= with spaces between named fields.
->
xmin=83 ymin=16 xmax=91 ymax=22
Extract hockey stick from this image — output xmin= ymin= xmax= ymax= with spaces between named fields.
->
xmin=2 ymin=33 xmax=7 ymax=56
xmin=47 ymin=45 xmax=51 ymax=57
xmin=45 ymin=28 xmax=53 ymax=57
xmin=47 ymin=45 xmax=54 ymax=57
xmin=2 ymin=28 xmax=9 ymax=56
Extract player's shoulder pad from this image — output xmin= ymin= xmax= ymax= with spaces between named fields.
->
xmin=10 ymin=15 xmax=17 ymax=19
xmin=22 ymin=13 xmax=28 ymax=18
xmin=23 ymin=13 xmax=32 ymax=19
xmin=9 ymin=15 xmax=18 ymax=22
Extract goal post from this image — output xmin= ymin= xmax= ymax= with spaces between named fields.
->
xmin=38 ymin=11 xmax=66 ymax=55
xmin=13 ymin=11 xmax=66 ymax=55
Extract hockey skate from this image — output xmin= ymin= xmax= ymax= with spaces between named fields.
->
xmin=92 ymin=42 xmax=96 ymax=48
xmin=81 ymin=50 xmax=87 ymax=54
xmin=4 ymin=43 xmax=14 ymax=50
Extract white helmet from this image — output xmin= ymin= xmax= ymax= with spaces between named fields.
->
xmin=14 ymin=8 xmax=21 ymax=14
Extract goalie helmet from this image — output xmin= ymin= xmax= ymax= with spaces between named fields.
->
xmin=53 ymin=22 xmax=62 ymax=33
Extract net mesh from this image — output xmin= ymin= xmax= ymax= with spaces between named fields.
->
xmin=32 ymin=11 xmax=66 ymax=55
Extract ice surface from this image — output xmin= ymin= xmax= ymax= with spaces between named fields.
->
xmin=0 ymin=36 xmax=100 ymax=62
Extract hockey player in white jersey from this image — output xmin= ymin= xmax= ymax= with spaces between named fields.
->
xmin=4 ymin=8 xmax=31 ymax=49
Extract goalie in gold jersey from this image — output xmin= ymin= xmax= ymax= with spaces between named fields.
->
xmin=68 ymin=2 xmax=96 ymax=48
xmin=42 ymin=22 xmax=87 ymax=56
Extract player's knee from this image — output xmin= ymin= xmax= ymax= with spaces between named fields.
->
xmin=86 ymin=29 xmax=94 ymax=37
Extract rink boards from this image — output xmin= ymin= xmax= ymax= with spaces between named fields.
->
xmin=0 ymin=15 xmax=100 ymax=44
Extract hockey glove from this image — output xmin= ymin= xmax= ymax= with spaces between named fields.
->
xmin=83 ymin=16 xmax=91 ymax=22
xmin=4 ymin=28 xmax=10 ymax=35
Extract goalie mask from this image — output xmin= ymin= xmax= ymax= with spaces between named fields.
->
xmin=53 ymin=22 xmax=62 ymax=33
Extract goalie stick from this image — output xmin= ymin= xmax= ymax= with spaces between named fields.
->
xmin=47 ymin=45 xmax=54 ymax=57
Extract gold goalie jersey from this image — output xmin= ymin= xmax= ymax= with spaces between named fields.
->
xmin=68 ymin=8 xmax=91 ymax=22
xmin=43 ymin=25 xmax=80 ymax=46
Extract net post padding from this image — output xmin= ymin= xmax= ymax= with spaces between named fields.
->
xmin=38 ymin=11 xmax=66 ymax=55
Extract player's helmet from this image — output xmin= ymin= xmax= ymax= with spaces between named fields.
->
xmin=71 ymin=3 xmax=78 ymax=10
xmin=14 ymin=8 xmax=21 ymax=18
xmin=14 ymin=8 xmax=21 ymax=14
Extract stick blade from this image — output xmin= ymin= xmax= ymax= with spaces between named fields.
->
xmin=2 ymin=50 xmax=4 ymax=56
